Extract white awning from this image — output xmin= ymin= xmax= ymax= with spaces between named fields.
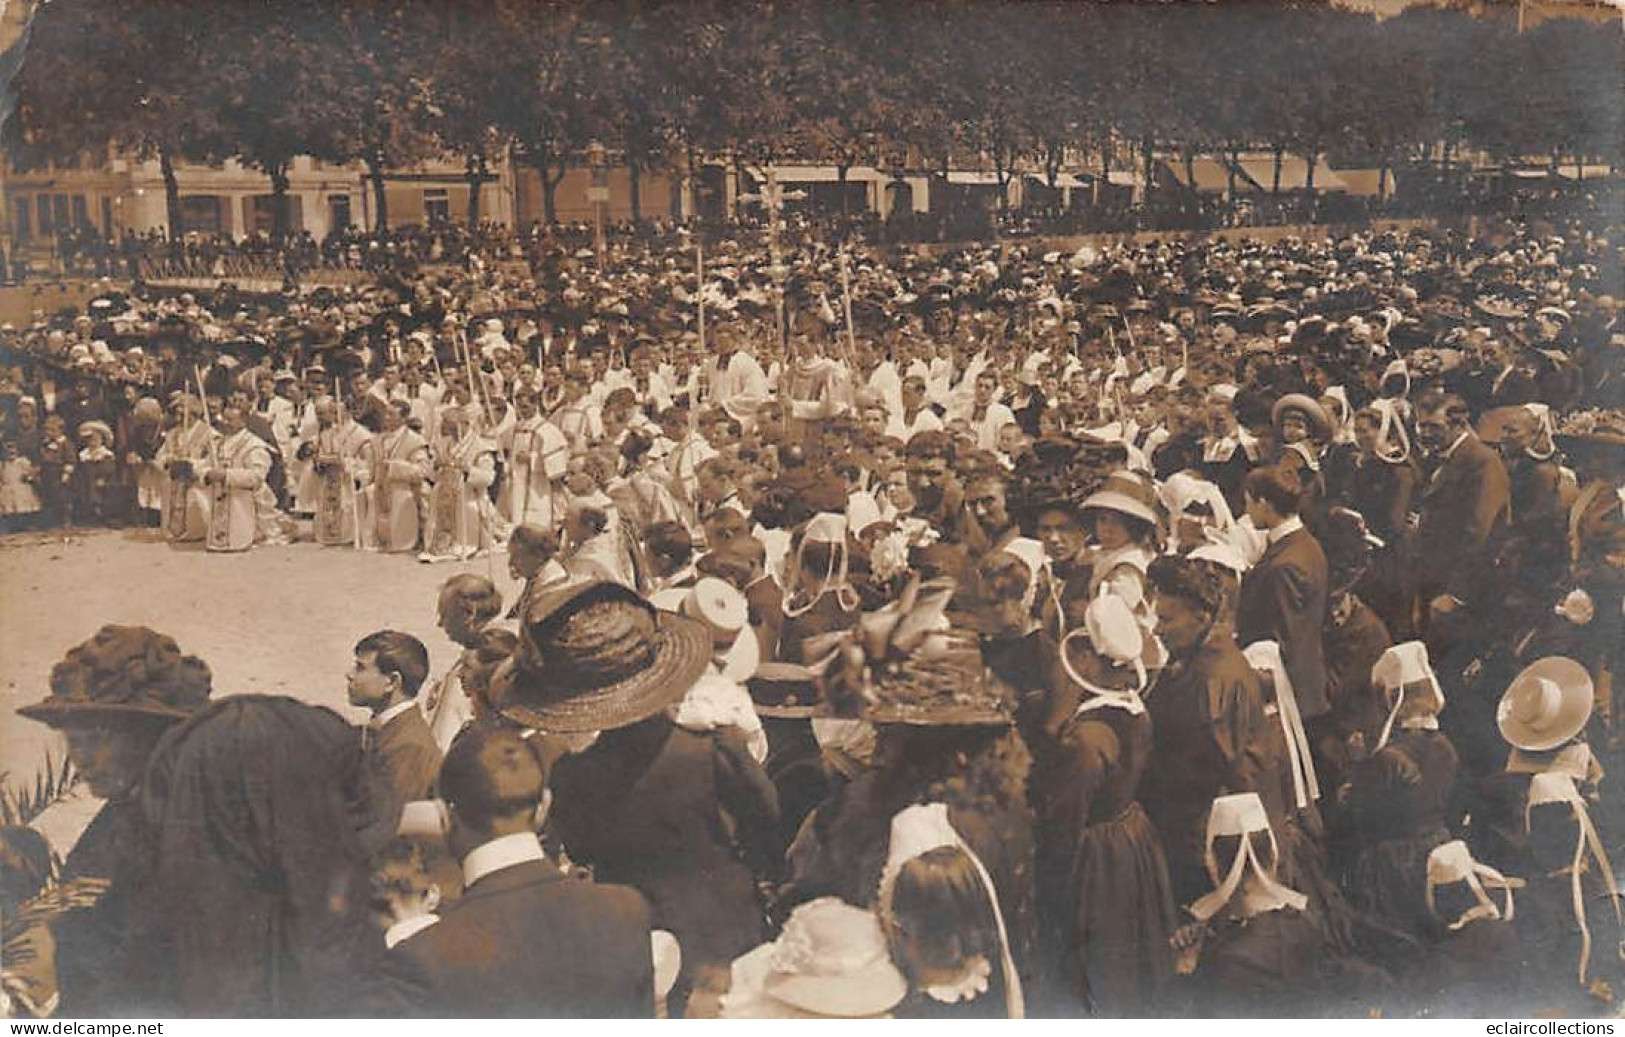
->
xmin=1024 ymin=172 xmax=1087 ymax=189
xmin=946 ymin=171 xmax=1005 ymax=186
xmin=1556 ymin=164 xmax=1614 ymax=181
xmin=761 ymin=165 xmax=886 ymax=184
xmin=1106 ymin=171 xmax=1143 ymax=188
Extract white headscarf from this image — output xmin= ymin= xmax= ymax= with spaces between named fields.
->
xmin=1188 ymin=793 xmax=1308 ymax=923
xmin=1522 ymin=403 xmax=1557 ymax=461
xmin=1425 ymin=840 xmax=1519 ymax=932
xmin=1371 ymin=641 xmax=1445 ymax=752
xmin=782 ymin=512 xmax=860 ymax=618
xmin=877 ymin=803 xmax=1024 ymax=1018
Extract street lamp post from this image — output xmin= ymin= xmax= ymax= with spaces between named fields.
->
xmin=587 ymin=140 xmax=608 ymax=268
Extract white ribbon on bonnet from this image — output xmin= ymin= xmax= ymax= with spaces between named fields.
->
xmin=1526 ymin=772 xmax=1625 ymax=986
xmin=1188 ymin=793 xmax=1308 ymax=924
xmin=877 ymin=802 xmax=1025 ymax=1019
xmin=1242 ymin=640 xmax=1321 ymax=810
xmin=1425 ymin=839 xmax=1520 ymax=932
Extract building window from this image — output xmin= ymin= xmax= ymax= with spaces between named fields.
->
xmin=182 ymin=195 xmax=226 ymax=235
xmin=51 ymin=194 xmax=70 ymax=230
xmin=71 ymin=194 xmax=89 ymax=228
xmin=249 ymin=194 xmax=304 ymax=236
xmin=328 ymin=193 xmax=352 ymax=232
xmin=101 ymin=196 xmax=115 ymax=234
xmin=36 ymin=195 xmax=52 ymax=236
xmin=424 ymin=188 xmax=449 ymax=224
xmin=13 ymin=196 xmax=31 ymax=240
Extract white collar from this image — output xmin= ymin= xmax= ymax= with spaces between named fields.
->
xmin=1442 ymin=431 xmax=1471 ymax=460
xmin=383 ymin=913 xmax=440 ymax=950
xmin=1399 ymin=716 xmax=1440 ymax=732
xmin=462 ymin=831 xmax=550 ymax=888
xmin=372 ymin=698 xmax=420 ymax=729
xmin=1266 ymin=515 xmax=1304 ymax=545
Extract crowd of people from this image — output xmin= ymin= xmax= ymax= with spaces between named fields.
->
xmin=2 ymin=208 xmax=1623 ymax=1018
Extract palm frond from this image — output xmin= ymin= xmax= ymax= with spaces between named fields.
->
xmin=3 ymin=877 xmax=112 ymax=968
xmin=0 ymin=754 xmax=80 ymax=828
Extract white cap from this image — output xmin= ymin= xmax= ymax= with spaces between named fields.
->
xmin=1425 ymin=840 xmax=1518 ymax=931
xmin=1189 ymin=792 xmax=1307 ymax=923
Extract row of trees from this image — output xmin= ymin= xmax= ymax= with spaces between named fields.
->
xmin=6 ymin=0 xmax=1620 ymax=238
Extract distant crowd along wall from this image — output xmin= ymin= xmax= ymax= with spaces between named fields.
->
xmin=0 ymin=280 xmax=111 ymax=327
xmin=912 ymin=217 xmax=1479 ymax=261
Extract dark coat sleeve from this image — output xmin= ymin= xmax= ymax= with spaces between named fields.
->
xmin=1206 ymin=662 xmax=1271 ymax=795
xmin=1439 ymin=445 xmax=1512 ymax=603
xmin=1243 ymin=545 xmax=1330 ymax=717
xmin=712 ymin=727 xmax=785 ymax=877
xmin=1038 ymin=719 xmax=1117 ymax=837
xmin=378 ymin=729 xmax=442 ymax=801
xmin=357 ymin=938 xmax=439 ymax=1017
xmin=1383 ymin=464 xmax=1417 ymax=543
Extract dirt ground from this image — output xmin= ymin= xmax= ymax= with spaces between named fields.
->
xmin=0 ymin=526 xmax=523 ymax=849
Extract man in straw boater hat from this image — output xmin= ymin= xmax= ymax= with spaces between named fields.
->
xmin=493 ymin=580 xmax=782 ymax=1009
xmin=17 ymin=625 xmax=214 ymax=1017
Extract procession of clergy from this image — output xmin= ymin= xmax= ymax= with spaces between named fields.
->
xmin=9 ymin=211 xmax=1625 ymax=1018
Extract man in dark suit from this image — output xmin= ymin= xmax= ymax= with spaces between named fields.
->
xmin=1413 ymin=392 xmax=1511 ymax=666
xmin=349 ymin=630 xmax=441 ymax=805
xmin=368 ymin=724 xmax=657 ymax=1018
xmin=1238 ymin=465 xmax=1331 ymax=724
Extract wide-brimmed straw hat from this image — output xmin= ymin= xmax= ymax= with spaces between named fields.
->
xmin=1474 ymin=296 xmax=1525 ymax=321
xmin=19 ymin=625 xmax=213 ymax=725
xmin=1080 ymin=472 xmax=1160 ymax=528
xmin=495 ymin=581 xmax=711 ymax=734
xmin=1272 ymin=394 xmax=1333 ymax=440
xmin=76 ymin=420 xmax=114 ymax=443
xmin=1497 ymin=656 xmax=1594 ymax=752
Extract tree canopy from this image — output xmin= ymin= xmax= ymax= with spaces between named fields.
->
xmin=6 ymin=0 xmax=1619 ymax=237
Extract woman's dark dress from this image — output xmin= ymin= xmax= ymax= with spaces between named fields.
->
xmin=1344 ymin=728 xmax=1459 ymax=949
xmin=1032 ymin=703 xmax=1177 ymax=1016
xmin=1140 ymin=633 xmax=1272 ymax=906
xmin=1186 ymin=907 xmax=1386 ymax=1017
